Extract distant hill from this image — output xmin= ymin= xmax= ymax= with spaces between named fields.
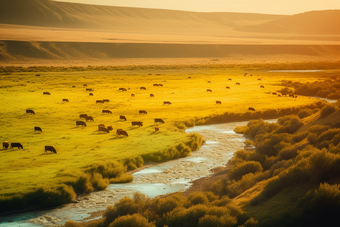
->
xmin=236 ymin=10 xmax=340 ymax=35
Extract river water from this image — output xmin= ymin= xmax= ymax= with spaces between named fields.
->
xmin=0 ymin=121 xmax=254 ymax=227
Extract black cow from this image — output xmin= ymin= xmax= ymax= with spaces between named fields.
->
xmin=76 ymin=121 xmax=87 ymax=127
xmin=98 ymin=126 xmax=109 ymax=133
xmin=45 ymin=146 xmax=57 ymax=154
xmin=226 ymin=86 xmax=230 ymax=89
xmin=140 ymin=87 xmax=146 ymax=90
xmin=248 ymin=107 xmax=256 ymax=111
xmin=89 ymin=93 xmax=93 ymax=96
xmin=43 ymin=92 xmax=51 ymax=95
xmin=154 ymin=118 xmax=165 ymax=124
xmin=3 ymin=141 xmax=9 ymax=149
xmin=26 ymin=109 xmax=35 ymax=114
xmin=86 ymin=88 xmax=93 ymax=91
xmin=116 ymin=129 xmax=128 ymax=137
xmin=62 ymin=99 xmax=69 ymax=102
xmin=132 ymin=121 xmax=143 ymax=127
xmin=207 ymin=89 xmax=212 ymax=92
xmin=150 ymin=94 xmax=154 ymax=97
xmin=72 ymin=85 xmax=76 ymax=88
xmin=228 ymin=78 xmax=232 ymax=80
xmin=272 ymin=92 xmax=277 ymax=95
xmin=84 ymin=84 xmax=87 ymax=87
xmin=96 ymin=100 xmax=104 ymax=104
xmin=79 ymin=114 xmax=87 ymax=119
xmin=163 ymin=101 xmax=172 ymax=105
xmin=36 ymin=74 xmax=40 ymax=77
xmin=119 ymin=88 xmax=127 ymax=91
xmin=103 ymin=99 xmax=110 ymax=103
xmin=258 ymin=78 xmax=262 ymax=80
xmin=11 ymin=143 xmax=23 ymax=149
xmin=139 ymin=110 xmax=147 ymax=114
xmin=34 ymin=126 xmax=42 ymax=132
xmin=86 ymin=116 xmax=94 ymax=121
xmin=216 ymin=101 xmax=222 ymax=104
xmin=120 ymin=116 xmax=127 ymax=121
xmin=102 ymin=110 xmax=112 ymax=114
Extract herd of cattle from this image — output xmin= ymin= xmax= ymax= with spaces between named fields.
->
xmin=4 ymin=73 xmax=299 ymax=154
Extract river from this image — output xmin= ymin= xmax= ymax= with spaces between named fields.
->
xmin=0 ymin=120 xmax=255 ymax=227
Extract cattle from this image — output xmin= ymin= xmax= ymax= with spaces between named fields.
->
xmin=216 ymin=101 xmax=222 ymax=104
xmin=62 ymin=99 xmax=69 ymax=102
xmin=150 ymin=94 xmax=154 ymax=97
xmin=272 ymin=92 xmax=277 ymax=95
xmin=250 ymin=74 xmax=253 ymax=76
xmin=120 ymin=115 xmax=127 ymax=121
xmin=139 ymin=110 xmax=147 ymax=114
xmin=163 ymin=101 xmax=172 ymax=105
xmin=3 ymin=141 xmax=9 ymax=149
xmin=103 ymin=99 xmax=110 ymax=103
xmin=158 ymin=84 xmax=163 ymax=86
xmin=98 ymin=126 xmax=109 ymax=133
xmin=140 ymin=87 xmax=146 ymax=90
xmin=89 ymin=93 xmax=93 ymax=96
xmin=248 ymin=107 xmax=256 ymax=111
xmin=83 ymin=84 xmax=87 ymax=87
xmin=72 ymin=85 xmax=76 ymax=88
xmin=45 ymin=146 xmax=57 ymax=154
xmin=86 ymin=88 xmax=93 ymax=91
xmin=26 ymin=109 xmax=35 ymax=114
xmin=294 ymin=95 xmax=298 ymax=98
xmin=79 ymin=114 xmax=87 ymax=119
xmin=188 ymin=77 xmax=191 ymax=79
xmin=102 ymin=110 xmax=112 ymax=114
xmin=208 ymin=81 xmax=211 ymax=83
xmin=228 ymin=78 xmax=232 ymax=80
xmin=260 ymin=86 xmax=265 ymax=88
xmin=278 ymin=94 xmax=282 ymax=97
xmin=226 ymin=86 xmax=230 ymax=89
xmin=86 ymin=116 xmax=94 ymax=121
xmin=289 ymin=94 xmax=294 ymax=97
xmin=116 ymin=129 xmax=128 ymax=137
xmin=96 ymin=100 xmax=104 ymax=104
xmin=11 ymin=143 xmax=23 ymax=149
xmin=132 ymin=121 xmax=143 ymax=127
xmin=148 ymin=73 xmax=152 ymax=75
xmin=236 ymin=83 xmax=240 ymax=85
xmin=34 ymin=126 xmax=42 ymax=132
xmin=153 ymin=84 xmax=159 ymax=86
xmin=131 ymin=94 xmax=135 ymax=97
xmin=258 ymin=78 xmax=262 ymax=80
xmin=107 ymin=126 xmax=113 ymax=131
xmin=207 ymin=89 xmax=212 ymax=92
xmin=119 ymin=88 xmax=127 ymax=91
xmin=76 ymin=121 xmax=87 ymax=127
xmin=154 ymin=118 xmax=165 ymax=124
xmin=43 ymin=92 xmax=51 ymax=95
xmin=36 ymin=74 xmax=40 ymax=77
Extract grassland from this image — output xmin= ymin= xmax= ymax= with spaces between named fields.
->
xmin=0 ymin=67 xmax=336 ymax=211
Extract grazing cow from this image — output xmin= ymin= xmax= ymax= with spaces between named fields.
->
xmin=140 ymin=87 xmax=146 ymax=90
xmin=3 ymin=141 xmax=9 ymax=149
xmin=272 ymin=92 xmax=277 ymax=95
xmin=107 ymin=126 xmax=113 ymax=131
xmin=208 ymin=81 xmax=211 ymax=83
xmin=226 ymin=86 xmax=230 ymax=89
xmin=250 ymin=74 xmax=253 ymax=77
xmin=119 ymin=88 xmax=127 ymax=91
xmin=216 ymin=101 xmax=222 ymax=104
xmin=86 ymin=88 xmax=93 ymax=91
xmin=26 ymin=109 xmax=35 ymax=114
xmin=86 ymin=116 xmax=94 ymax=121
xmin=132 ymin=121 xmax=143 ymax=127
xmin=120 ymin=115 xmax=127 ymax=121
xmin=116 ymin=129 xmax=128 ymax=137
xmin=188 ymin=77 xmax=191 ymax=79
xmin=89 ymin=93 xmax=93 ymax=96
xmin=62 ymin=99 xmax=69 ymax=102
xmin=248 ymin=107 xmax=256 ymax=111
xmin=102 ymin=110 xmax=112 ymax=114
xmin=260 ymin=86 xmax=265 ymax=88
xmin=228 ymin=78 xmax=232 ymax=80
xmin=153 ymin=84 xmax=159 ymax=86
xmin=83 ymin=84 xmax=87 ymax=87
xmin=79 ymin=114 xmax=87 ymax=119
xmin=150 ymin=94 xmax=154 ymax=97
xmin=154 ymin=118 xmax=165 ymax=124
xmin=11 ymin=143 xmax=23 ymax=149
xmin=72 ymin=85 xmax=76 ymax=88
xmin=236 ymin=83 xmax=240 ymax=85
xmin=45 ymin=146 xmax=57 ymax=154
xmin=96 ymin=100 xmax=104 ymax=104
xmin=34 ymin=126 xmax=42 ymax=132
xmin=43 ymin=92 xmax=51 ymax=95
xmin=207 ymin=89 xmax=212 ymax=92
xmin=158 ymin=84 xmax=163 ymax=86
xmin=131 ymin=94 xmax=135 ymax=97
xmin=155 ymin=127 xmax=159 ymax=132
xmin=278 ymin=94 xmax=282 ymax=97
xmin=163 ymin=101 xmax=172 ymax=105
xmin=36 ymin=74 xmax=40 ymax=77
xmin=258 ymin=78 xmax=261 ymax=80
xmin=103 ymin=99 xmax=110 ymax=103
xmin=98 ymin=126 xmax=109 ymax=133
xmin=76 ymin=121 xmax=87 ymax=127
xmin=139 ymin=110 xmax=147 ymax=114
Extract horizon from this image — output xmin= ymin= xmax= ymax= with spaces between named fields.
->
xmin=53 ymin=0 xmax=340 ymax=15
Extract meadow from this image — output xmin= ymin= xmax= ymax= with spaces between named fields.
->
xmin=0 ymin=67 xmax=335 ymax=213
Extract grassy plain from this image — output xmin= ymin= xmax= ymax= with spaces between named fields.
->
xmin=0 ymin=68 xmax=331 ymax=197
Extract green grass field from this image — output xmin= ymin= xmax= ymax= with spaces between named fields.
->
xmin=0 ymin=68 xmax=331 ymax=197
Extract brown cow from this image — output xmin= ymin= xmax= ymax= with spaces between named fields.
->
xmin=131 ymin=94 xmax=135 ymax=97
xmin=120 ymin=116 xmax=127 ymax=121
xmin=132 ymin=121 xmax=143 ymax=127
xmin=163 ymin=101 xmax=172 ymax=105
xmin=116 ymin=129 xmax=128 ymax=137
xmin=45 ymin=146 xmax=57 ymax=153
xmin=98 ymin=126 xmax=109 ymax=133
xmin=153 ymin=84 xmax=159 ymax=86
xmin=26 ymin=109 xmax=35 ymax=114
xmin=207 ymin=89 xmax=212 ymax=92
xmin=139 ymin=110 xmax=147 ymax=114
xmin=260 ymin=86 xmax=265 ymax=88
xmin=86 ymin=116 xmax=94 ymax=121
xmin=258 ymin=78 xmax=262 ymax=80
xmin=236 ymin=83 xmax=240 ymax=85
xmin=248 ymin=107 xmax=256 ymax=111
xmin=62 ymin=99 xmax=69 ymax=102
xmin=43 ymin=92 xmax=51 ymax=95
xmin=102 ymin=110 xmax=112 ymax=114
xmin=96 ymin=100 xmax=104 ymax=104
xmin=226 ymin=86 xmax=230 ymax=89
xmin=3 ymin=141 xmax=9 ymax=149
xmin=89 ymin=93 xmax=94 ymax=96
xmin=216 ymin=101 xmax=222 ymax=104
xmin=272 ymin=92 xmax=277 ymax=95
xmin=140 ymin=87 xmax=146 ymax=90
xmin=207 ymin=81 xmax=211 ymax=83
xmin=154 ymin=118 xmax=165 ymax=124
xmin=86 ymin=88 xmax=93 ymax=91
xmin=79 ymin=114 xmax=87 ymax=119
xmin=103 ymin=99 xmax=110 ymax=103
xmin=228 ymin=78 xmax=232 ymax=80
xmin=150 ymin=94 xmax=154 ymax=97
xmin=119 ymin=88 xmax=127 ymax=91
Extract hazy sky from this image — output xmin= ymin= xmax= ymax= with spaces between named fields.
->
xmin=54 ymin=0 xmax=340 ymax=15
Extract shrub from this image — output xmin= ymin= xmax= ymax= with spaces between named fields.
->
xmin=72 ymin=174 xmax=94 ymax=193
xmin=91 ymin=173 xmax=110 ymax=190
xmin=187 ymin=192 xmax=209 ymax=207
xmin=320 ymin=105 xmax=336 ymax=118
xmin=292 ymin=131 xmax=309 ymax=143
xmin=228 ymin=161 xmax=263 ymax=181
xmin=108 ymin=214 xmax=155 ymax=227
xmin=297 ymin=108 xmax=313 ymax=119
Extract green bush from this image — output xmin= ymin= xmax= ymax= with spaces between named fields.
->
xmin=228 ymin=161 xmax=263 ymax=181
xmin=320 ymin=105 xmax=336 ymax=118
xmin=187 ymin=192 xmax=209 ymax=207
xmin=108 ymin=214 xmax=155 ymax=227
